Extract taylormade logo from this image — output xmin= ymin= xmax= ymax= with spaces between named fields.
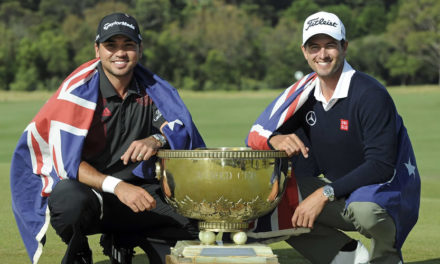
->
xmin=305 ymin=17 xmax=338 ymax=31
xmin=103 ymin=21 xmax=135 ymax=31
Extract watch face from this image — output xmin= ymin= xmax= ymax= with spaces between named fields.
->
xmin=324 ymin=186 xmax=334 ymax=201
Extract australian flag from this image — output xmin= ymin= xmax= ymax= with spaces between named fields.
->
xmin=246 ymin=72 xmax=420 ymax=254
xmin=10 ymin=59 xmax=205 ymax=263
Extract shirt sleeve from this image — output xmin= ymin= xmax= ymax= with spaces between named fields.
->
xmin=151 ymin=103 xmax=167 ymax=133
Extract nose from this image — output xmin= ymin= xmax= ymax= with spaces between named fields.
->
xmin=317 ymin=47 xmax=328 ymax=59
xmin=114 ymin=47 xmax=127 ymax=57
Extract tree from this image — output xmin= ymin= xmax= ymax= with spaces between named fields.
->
xmin=132 ymin=0 xmax=171 ymax=30
xmin=386 ymin=0 xmax=440 ymax=85
xmin=348 ymin=34 xmax=392 ymax=85
xmin=9 ymin=37 xmax=39 ymax=91
xmin=0 ymin=22 xmax=17 ymax=90
xmin=148 ymin=0 xmax=265 ymax=90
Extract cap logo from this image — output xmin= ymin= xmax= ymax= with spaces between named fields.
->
xmin=305 ymin=17 xmax=338 ymax=31
xmin=103 ymin=21 xmax=135 ymax=31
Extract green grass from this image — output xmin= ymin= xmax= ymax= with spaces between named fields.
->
xmin=1 ymin=87 xmax=440 ymax=263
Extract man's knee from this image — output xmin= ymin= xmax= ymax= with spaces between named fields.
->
xmin=49 ymin=180 xmax=100 ymax=226
xmin=346 ymin=202 xmax=395 ymax=238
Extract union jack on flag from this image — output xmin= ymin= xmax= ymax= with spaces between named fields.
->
xmin=10 ymin=59 xmax=99 ymax=263
xmin=10 ymin=59 xmax=205 ymax=263
xmin=244 ymin=73 xmax=317 ymax=239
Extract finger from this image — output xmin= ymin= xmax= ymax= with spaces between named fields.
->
xmin=136 ymin=151 xmax=144 ymax=161
xmin=296 ymin=214 xmax=304 ymax=227
xmin=291 ymin=211 xmax=299 ymax=228
xmin=143 ymin=148 xmax=158 ymax=161
xmin=130 ymin=146 xmax=144 ymax=162
xmin=131 ymin=150 xmax=140 ymax=162
xmin=147 ymin=196 xmax=156 ymax=209
xmin=135 ymin=202 xmax=145 ymax=212
xmin=301 ymin=215 xmax=309 ymax=228
xmin=129 ymin=203 xmax=139 ymax=213
xmin=144 ymin=192 xmax=156 ymax=209
xmin=291 ymin=135 xmax=309 ymax=158
xmin=121 ymin=146 xmax=135 ymax=165
xmin=307 ymin=217 xmax=315 ymax=229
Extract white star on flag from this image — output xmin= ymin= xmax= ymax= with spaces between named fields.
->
xmin=404 ymin=158 xmax=416 ymax=177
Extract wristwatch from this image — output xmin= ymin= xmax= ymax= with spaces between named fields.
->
xmin=152 ymin=133 xmax=167 ymax=147
xmin=323 ymin=185 xmax=335 ymax=202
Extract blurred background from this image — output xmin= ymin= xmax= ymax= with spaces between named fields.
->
xmin=0 ymin=0 xmax=439 ymax=92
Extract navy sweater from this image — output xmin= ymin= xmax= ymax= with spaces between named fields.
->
xmin=276 ymin=72 xmax=397 ymax=198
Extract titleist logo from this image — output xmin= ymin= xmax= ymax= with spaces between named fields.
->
xmin=305 ymin=17 xmax=338 ymax=31
xmin=103 ymin=21 xmax=135 ymax=31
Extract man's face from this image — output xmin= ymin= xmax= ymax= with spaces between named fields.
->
xmin=95 ymin=35 xmax=142 ymax=80
xmin=301 ymin=34 xmax=347 ymax=81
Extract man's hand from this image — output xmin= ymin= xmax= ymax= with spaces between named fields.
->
xmin=269 ymin=134 xmax=309 ymax=158
xmin=114 ymin=181 xmax=156 ymax=212
xmin=291 ymin=187 xmax=327 ymax=228
xmin=121 ymin=136 xmax=162 ymax=165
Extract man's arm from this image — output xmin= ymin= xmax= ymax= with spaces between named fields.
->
xmin=78 ymin=161 xmax=156 ymax=212
xmin=120 ymin=121 xmax=168 ymax=165
xmin=290 ymin=187 xmax=328 ymax=228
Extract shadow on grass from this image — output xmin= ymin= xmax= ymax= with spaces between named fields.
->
xmin=271 ymin=248 xmax=440 ymax=264
xmin=95 ymin=253 xmax=149 ymax=264
xmin=94 ymin=251 xmax=440 ymax=264
xmin=407 ymin=260 xmax=440 ymax=264
xmin=273 ymin=248 xmax=311 ymax=264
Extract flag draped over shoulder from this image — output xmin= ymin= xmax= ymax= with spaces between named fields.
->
xmin=245 ymin=73 xmax=420 ymax=252
xmin=245 ymin=73 xmax=318 ymax=239
xmin=10 ymin=59 xmax=205 ymax=263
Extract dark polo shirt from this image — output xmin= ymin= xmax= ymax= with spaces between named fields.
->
xmin=82 ymin=63 xmax=166 ymax=181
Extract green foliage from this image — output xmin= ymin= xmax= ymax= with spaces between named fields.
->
xmin=0 ymin=0 xmax=439 ymax=91
xmin=262 ymin=14 xmax=305 ymax=88
xmin=10 ymin=38 xmax=39 ymax=91
xmin=386 ymin=0 xmax=440 ymax=85
xmin=0 ymin=22 xmax=17 ymax=90
xmin=348 ymin=34 xmax=392 ymax=84
xmin=132 ymin=0 xmax=171 ymax=30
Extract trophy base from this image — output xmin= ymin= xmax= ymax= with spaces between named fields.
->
xmin=167 ymin=240 xmax=279 ymax=264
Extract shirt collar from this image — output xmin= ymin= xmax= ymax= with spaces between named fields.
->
xmin=97 ymin=63 xmax=140 ymax=99
xmin=314 ymin=60 xmax=355 ymax=111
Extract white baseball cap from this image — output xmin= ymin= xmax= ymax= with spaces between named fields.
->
xmin=302 ymin=11 xmax=346 ymax=45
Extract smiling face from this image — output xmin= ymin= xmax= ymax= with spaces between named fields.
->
xmin=95 ymin=34 xmax=142 ymax=83
xmin=301 ymin=34 xmax=347 ymax=82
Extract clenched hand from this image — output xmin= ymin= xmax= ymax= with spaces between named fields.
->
xmin=114 ymin=181 xmax=156 ymax=212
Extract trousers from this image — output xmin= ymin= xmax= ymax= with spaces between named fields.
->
xmin=285 ymin=176 xmax=401 ymax=264
xmin=48 ymin=179 xmax=197 ymax=264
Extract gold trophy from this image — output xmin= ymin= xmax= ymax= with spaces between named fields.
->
xmin=157 ymin=148 xmax=297 ymax=264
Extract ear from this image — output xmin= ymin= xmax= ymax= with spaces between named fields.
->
xmin=94 ymin=43 xmax=100 ymax=58
xmin=301 ymin=45 xmax=308 ymax=60
xmin=341 ymin=41 xmax=348 ymax=56
xmin=138 ymin=43 xmax=144 ymax=59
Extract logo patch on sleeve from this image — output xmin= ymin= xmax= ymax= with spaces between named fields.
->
xmin=340 ymin=119 xmax=349 ymax=131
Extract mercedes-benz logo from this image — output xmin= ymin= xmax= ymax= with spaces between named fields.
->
xmin=306 ymin=111 xmax=317 ymax=126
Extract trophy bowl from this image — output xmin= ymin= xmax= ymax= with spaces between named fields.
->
xmin=156 ymin=147 xmax=289 ymax=244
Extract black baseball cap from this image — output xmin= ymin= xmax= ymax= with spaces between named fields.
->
xmin=95 ymin=13 xmax=142 ymax=44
